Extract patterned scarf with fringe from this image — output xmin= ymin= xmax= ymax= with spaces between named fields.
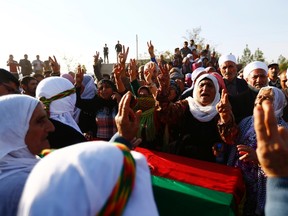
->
xmin=39 ymin=87 xmax=76 ymax=116
xmin=97 ymin=143 xmax=136 ymax=216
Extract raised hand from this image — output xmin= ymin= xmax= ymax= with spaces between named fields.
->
xmin=158 ymin=63 xmax=169 ymax=76
xmin=144 ymin=69 xmax=152 ymax=85
xmin=115 ymin=91 xmax=142 ymax=141
xmin=157 ymin=63 xmax=170 ymax=89
xmin=111 ymin=91 xmax=122 ymax=104
xmin=75 ymin=64 xmax=84 ymax=87
xmin=216 ymin=89 xmax=232 ymax=124
xmin=237 ymin=144 xmax=258 ymax=163
xmin=254 ymin=100 xmax=288 ymax=177
xmin=113 ymin=63 xmax=123 ymax=81
xmin=118 ymin=45 xmax=129 ymax=65
xmin=147 ymin=40 xmax=155 ymax=58
xmin=93 ymin=51 xmax=100 ymax=64
xmin=143 ymin=62 xmax=156 ymax=84
xmin=128 ymin=59 xmax=137 ymax=82
xmin=48 ymin=55 xmax=60 ymax=73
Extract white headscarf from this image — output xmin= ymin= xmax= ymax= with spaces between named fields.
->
xmin=18 ymin=141 xmax=159 ymax=216
xmin=258 ymin=86 xmax=287 ymax=118
xmin=74 ymin=74 xmax=97 ymax=123
xmin=0 ymin=95 xmax=39 ymax=180
xmin=243 ymin=61 xmax=268 ymax=80
xmin=186 ymin=73 xmax=220 ymax=122
xmin=218 ymin=54 xmax=237 ymax=67
xmin=180 ymin=67 xmax=207 ymax=96
xmin=36 ymin=77 xmax=82 ymax=134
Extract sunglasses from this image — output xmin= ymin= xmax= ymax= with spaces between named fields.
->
xmin=0 ymin=82 xmax=20 ymax=94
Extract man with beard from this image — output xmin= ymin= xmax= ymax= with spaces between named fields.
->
xmin=20 ymin=76 xmax=38 ymax=97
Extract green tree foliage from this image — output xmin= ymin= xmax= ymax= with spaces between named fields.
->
xmin=183 ymin=27 xmax=220 ymax=57
xmin=278 ymin=55 xmax=288 ymax=72
xmin=161 ymin=50 xmax=173 ymax=62
xmin=183 ymin=27 xmax=205 ymax=49
xmin=238 ymin=44 xmax=254 ymax=66
xmin=62 ymin=55 xmax=78 ymax=72
xmin=253 ymin=48 xmax=265 ymax=62
xmin=239 ymin=45 xmax=267 ymax=68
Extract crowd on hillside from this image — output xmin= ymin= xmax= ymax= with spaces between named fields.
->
xmin=1 ymin=39 xmax=288 ymax=216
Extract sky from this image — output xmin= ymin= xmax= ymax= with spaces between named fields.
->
xmin=1 ymin=0 xmax=287 ymax=73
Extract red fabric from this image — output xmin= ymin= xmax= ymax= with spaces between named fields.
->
xmin=135 ymin=147 xmax=245 ymax=205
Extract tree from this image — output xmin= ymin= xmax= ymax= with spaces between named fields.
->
xmin=161 ymin=50 xmax=173 ymax=62
xmin=183 ymin=27 xmax=205 ymax=49
xmin=62 ymin=55 xmax=78 ymax=72
xmin=238 ymin=44 xmax=254 ymax=66
xmin=183 ymin=27 xmax=220 ymax=57
xmin=278 ymin=55 xmax=288 ymax=72
xmin=253 ymin=48 xmax=265 ymax=62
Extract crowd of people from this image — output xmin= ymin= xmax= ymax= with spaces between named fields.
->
xmin=1 ymin=39 xmax=288 ymax=216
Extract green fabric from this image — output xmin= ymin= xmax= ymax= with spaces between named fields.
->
xmin=152 ymin=176 xmax=235 ymax=216
xmin=130 ymin=79 xmax=140 ymax=96
xmin=137 ymin=107 xmax=155 ymax=141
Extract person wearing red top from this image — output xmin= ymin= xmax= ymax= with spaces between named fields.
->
xmin=6 ymin=55 xmax=20 ymax=79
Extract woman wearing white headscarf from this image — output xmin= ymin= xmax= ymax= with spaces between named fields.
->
xmin=0 ymin=94 xmax=54 ymax=216
xmin=17 ymin=92 xmax=159 ymax=216
xmin=156 ymin=72 xmax=237 ymax=162
xmin=36 ymin=77 xmax=86 ymax=149
xmin=18 ymin=142 xmax=159 ymax=216
xmin=227 ymin=86 xmax=288 ymax=216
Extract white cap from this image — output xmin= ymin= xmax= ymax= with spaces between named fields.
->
xmin=243 ymin=61 xmax=268 ymax=79
xmin=192 ymin=67 xmax=206 ymax=82
xmin=218 ymin=54 xmax=237 ymax=66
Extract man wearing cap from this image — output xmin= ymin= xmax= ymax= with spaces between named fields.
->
xmin=268 ymin=63 xmax=281 ymax=89
xmin=230 ymin=61 xmax=269 ymax=123
xmin=218 ymin=54 xmax=248 ymax=97
xmin=0 ymin=68 xmax=20 ymax=96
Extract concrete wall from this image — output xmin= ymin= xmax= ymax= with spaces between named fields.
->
xmin=100 ymin=63 xmax=113 ymax=75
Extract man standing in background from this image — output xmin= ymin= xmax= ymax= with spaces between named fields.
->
xmin=6 ymin=54 xmax=20 ymax=79
xmin=19 ymin=54 xmax=32 ymax=76
xmin=32 ymin=55 xmax=44 ymax=75
xmin=103 ymin=44 xmax=109 ymax=64
xmin=115 ymin=40 xmax=122 ymax=63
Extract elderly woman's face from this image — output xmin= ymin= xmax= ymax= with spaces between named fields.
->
xmin=196 ymin=79 xmax=216 ymax=106
xmin=255 ymin=88 xmax=274 ymax=106
xmin=25 ymin=104 xmax=55 ymax=155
